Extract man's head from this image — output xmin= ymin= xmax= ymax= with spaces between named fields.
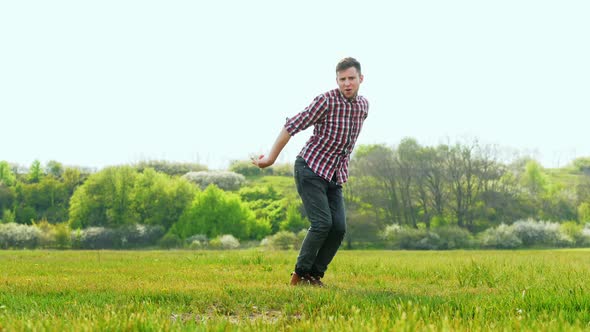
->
xmin=336 ymin=57 xmax=364 ymax=100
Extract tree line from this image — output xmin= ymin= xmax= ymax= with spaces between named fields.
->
xmin=1 ymin=138 xmax=590 ymax=248
xmin=342 ymin=138 xmax=590 ymax=245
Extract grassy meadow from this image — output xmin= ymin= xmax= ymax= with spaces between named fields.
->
xmin=1 ymin=249 xmax=590 ymax=331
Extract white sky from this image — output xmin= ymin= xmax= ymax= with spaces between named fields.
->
xmin=1 ymin=1 xmax=589 ymax=170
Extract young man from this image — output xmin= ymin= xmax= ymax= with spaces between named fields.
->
xmin=252 ymin=57 xmax=369 ymax=286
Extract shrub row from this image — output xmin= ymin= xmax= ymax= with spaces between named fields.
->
xmin=0 ymin=223 xmax=164 ymax=249
xmin=0 ymin=222 xmax=245 ymax=250
xmin=158 ymin=233 xmax=242 ymax=250
xmin=3 ymin=220 xmax=590 ymax=250
xmin=380 ymin=225 xmax=473 ymax=250
xmin=381 ymin=220 xmax=590 ymax=250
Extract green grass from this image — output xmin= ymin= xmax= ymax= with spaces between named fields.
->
xmin=1 ymin=250 xmax=590 ymax=331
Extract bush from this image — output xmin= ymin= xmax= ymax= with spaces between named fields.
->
xmin=580 ymin=224 xmax=590 ymax=247
xmin=380 ymin=224 xmax=440 ymax=250
xmin=229 ymin=160 xmax=263 ymax=177
xmin=134 ymin=160 xmax=208 ymax=176
xmin=183 ymin=171 xmax=245 ymax=191
xmin=209 ymin=234 xmax=240 ymax=250
xmin=511 ymin=219 xmax=571 ymax=247
xmin=117 ymin=224 xmax=165 ymax=248
xmin=189 ymin=240 xmax=203 ymax=249
xmin=75 ymin=227 xmax=117 ymax=249
xmin=68 ymin=224 xmax=165 ymax=249
xmin=35 ymin=220 xmax=56 ymax=247
xmin=53 ymin=223 xmax=72 ymax=249
xmin=434 ymin=226 xmax=473 ymax=249
xmin=159 ymin=233 xmax=182 ymax=249
xmin=267 ymin=231 xmax=298 ymax=250
xmin=295 ymin=229 xmax=308 ymax=250
xmin=259 ymin=237 xmax=270 ymax=248
xmin=479 ymin=224 xmax=522 ymax=249
xmin=414 ymin=232 xmax=441 ymax=250
xmin=34 ymin=220 xmax=72 ymax=249
xmin=71 ymin=229 xmax=82 ymax=248
xmin=269 ymin=163 xmax=293 ymax=177
xmin=560 ymin=221 xmax=585 ymax=246
xmin=186 ymin=234 xmax=208 ymax=249
xmin=262 ymin=229 xmax=307 ymax=250
xmin=0 ymin=223 xmax=42 ymax=249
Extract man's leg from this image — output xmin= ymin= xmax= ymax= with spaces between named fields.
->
xmin=293 ymin=158 xmax=332 ymax=278
xmin=311 ymin=181 xmax=346 ymax=278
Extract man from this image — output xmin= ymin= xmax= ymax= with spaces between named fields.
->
xmin=252 ymin=57 xmax=369 ymax=286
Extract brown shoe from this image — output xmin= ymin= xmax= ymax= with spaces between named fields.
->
xmin=310 ymin=275 xmax=324 ymax=287
xmin=290 ymin=272 xmax=309 ymax=286
xmin=290 ymin=272 xmax=324 ymax=287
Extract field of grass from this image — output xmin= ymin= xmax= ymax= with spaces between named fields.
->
xmin=1 ymin=249 xmax=590 ymax=331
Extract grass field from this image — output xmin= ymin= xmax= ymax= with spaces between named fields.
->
xmin=1 ymin=249 xmax=590 ymax=331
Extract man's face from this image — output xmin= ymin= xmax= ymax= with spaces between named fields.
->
xmin=337 ymin=67 xmax=364 ymax=100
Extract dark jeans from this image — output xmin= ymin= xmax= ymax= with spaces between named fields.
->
xmin=293 ymin=157 xmax=346 ymax=278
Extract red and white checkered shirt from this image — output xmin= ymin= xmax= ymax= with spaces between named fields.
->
xmin=285 ymin=88 xmax=369 ymax=184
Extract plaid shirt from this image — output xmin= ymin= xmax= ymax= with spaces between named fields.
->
xmin=285 ymin=88 xmax=369 ymax=184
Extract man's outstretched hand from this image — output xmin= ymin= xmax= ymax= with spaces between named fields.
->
xmin=251 ymin=154 xmax=274 ymax=168
xmin=251 ymin=127 xmax=291 ymax=169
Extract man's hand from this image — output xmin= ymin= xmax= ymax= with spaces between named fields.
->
xmin=251 ymin=127 xmax=291 ymax=169
xmin=251 ymin=154 xmax=274 ymax=168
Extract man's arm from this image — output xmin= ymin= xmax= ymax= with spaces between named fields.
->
xmin=252 ymin=127 xmax=291 ymax=168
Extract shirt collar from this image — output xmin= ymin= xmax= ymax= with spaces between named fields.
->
xmin=337 ymin=89 xmax=359 ymax=103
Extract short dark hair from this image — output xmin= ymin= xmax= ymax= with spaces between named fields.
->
xmin=336 ymin=57 xmax=361 ymax=75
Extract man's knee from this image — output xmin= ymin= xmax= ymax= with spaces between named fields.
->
xmin=309 ymin=222 xmax=332 ymax=234
xmin=332 ymin=225 xmax=346 ymax=239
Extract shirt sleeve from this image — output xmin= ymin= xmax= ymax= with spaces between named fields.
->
xmin=284 ymin=94 xmax=328 ymax=136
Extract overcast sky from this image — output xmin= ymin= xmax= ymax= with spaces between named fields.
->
xmin=1 ymin=1 xmax=589 ymax=170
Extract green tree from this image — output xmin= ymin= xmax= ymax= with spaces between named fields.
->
xmin=17 ymin=176 xmax=70 ymax=223
xmin=62 ymin=168 xmax=85 ymax=195
xmin=69 ymin=166 xmax=139 ymax=228
xmin=279 ymin=203 xmax=308 ymax=232
xmin=539 ymin=182 xmax=577 ymax=221
xmin=571 ymin=157 xmax=590 ymax=175
xmin=169 ymin=185 xmax=270 ymax=240
xmin=0 ymin=184 xmax=15 ymax=221
xmin=28 ymin=160 xmax=43 ymax=183
xmin=421 ymin=146 xmax=448 ymax=221
xmin=14 ymin=183 xmax=37 ymax=224
xmin=521 ymin=160 xmax=548 ymax=197
xmin=578 ymin=202 xmax=590 ymax=223
xmin=0 ymin=161 xmax=16 ymax=186
xmin=349 ymin=144 xmax=401 ymax=225
xmin=444 ymin=141 xmax=500 ymax=230
xmin=396 ymin=138 xmax=421 ymax=228
xmin=238 ymin=185 xmax=286 ymax=233
xmin=132 ymin=168 xmax=196 ymax=230
xmin=445 ymin=143 xmax=476 ymax=228
xmin=46 ymin=160 xmax=64 ymax=178
xmin=14 ymin=182 xmax=36 ymax=224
